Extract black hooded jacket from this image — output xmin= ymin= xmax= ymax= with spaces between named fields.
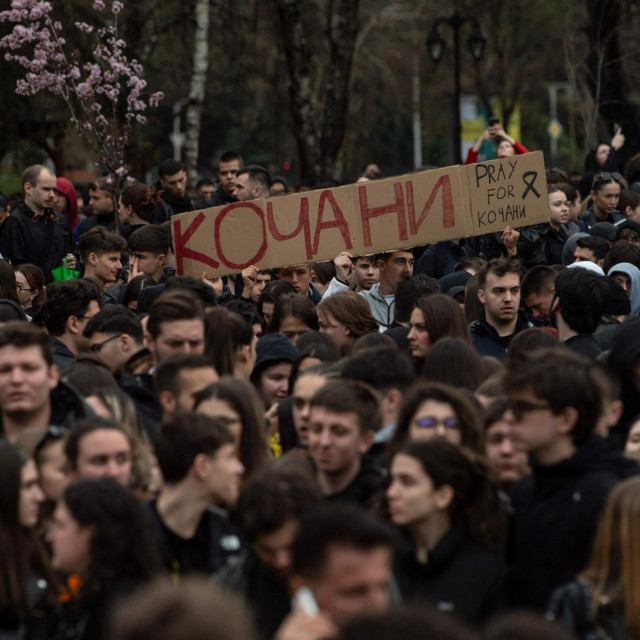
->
xmin=608 ymin=316 xmax=640 ymax=446
xmin=325 ymin=455 xmax=385 ymax=509
xmin=0 ymin=201 xmax=72 ymax=283
xmin=508 ymin=435 xmax=638 ymax=610
xmin=393 ymin=525 xmax=507 ymax=625
xmin=470 ymin=308 xmax=532 ymax=361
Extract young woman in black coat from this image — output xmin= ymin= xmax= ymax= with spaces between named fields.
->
xmin=386 ymin=439 xmax=506 ymax=626
xmin=0 ymin=442 xmax=51 ymax=639
xmin=44 ymin=478 xmax=158 ymax=640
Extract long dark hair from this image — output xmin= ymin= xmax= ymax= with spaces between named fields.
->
xmin=412 ymin=294 xmax=470 ymax=374
xmin=120 ymin=182 xmax=160 ymax=222
xmin=268 ymin=293 xmax=318 ymax=334
xmin=396 ymin=439 xmax=501 ymax=549
xmin=421 ymin=337 xmax=485 ymax=391
xmin=63 ymin=478 xmax=157 ymax=608
xmin=193 ymin=377 xmax=268 ymax=480
xmin=0 ymin=259 xmax=19 ymax=303
xmin=415 ymin=294 xmax=470 ymax=345
xmin=16 ymin=264 xmax=46 ymax=306
xmin=204 ymin=307 xmax=254 ymax=377
xmin=0 ymin=442 xmax=51 ymax=620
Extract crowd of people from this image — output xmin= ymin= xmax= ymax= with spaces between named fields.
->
xmin=2 ymin=130 xmax=640 ymax=640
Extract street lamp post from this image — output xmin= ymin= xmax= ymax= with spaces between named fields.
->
xmin=427 ymin=12 xmax=486 ymax=164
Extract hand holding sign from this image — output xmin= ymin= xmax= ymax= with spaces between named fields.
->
xmin=173 ymin=152 xmax=548 ymax=278
xmin=242 ymin=265 xmax=258 ymax=289
xmin=333 ymin=251 xmax=353 ymax=282
xmin=501 ymin=226 xmax=520 ymax=257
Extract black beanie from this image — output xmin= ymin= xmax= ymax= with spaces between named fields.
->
xmin=253 ymin=333 xmax=298 ymax=375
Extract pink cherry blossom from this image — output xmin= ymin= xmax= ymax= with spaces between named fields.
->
xmin=0 ymin=0 xmax=164 ymax=188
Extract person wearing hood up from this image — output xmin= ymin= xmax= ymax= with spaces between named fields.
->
xmin=53 ymin=176 xmax=80 ymax=233
xmin=608 ymin=262 xmax=640 ymax=315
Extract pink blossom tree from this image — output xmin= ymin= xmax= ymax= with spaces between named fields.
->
xmin=0 ymin=0 xmax=164 ymax=225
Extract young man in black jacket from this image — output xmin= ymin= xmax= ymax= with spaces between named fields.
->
xmin=470 ymin=257 xmax=531 ymax=361
xmin=551 ymin=266 xmax=610 ymax=358
xmin=307 ymin=380 xmax=384 ymax=509
xmin=146 ymin=412 xmax=244 ymax=578
xmin=504 ymin=347 xmax=638 ymax=610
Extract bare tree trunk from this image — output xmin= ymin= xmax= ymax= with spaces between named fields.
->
xmin=273 ymin=0 xmax=360 ymax=185
xmin=273 ymin=0 xmax=321 ymax=185
xmin=184 ymin=0 xmax=210 ymax=187
xmin=320 ymin=0 xmax=360 ymax=179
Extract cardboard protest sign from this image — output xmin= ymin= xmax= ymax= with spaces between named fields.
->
xmin=173 ymin=151 xmax=548 ymax=278
xmin=354 ymin=166 xmax=471 ymax=254
xmin=462 ymin=151 xmax=547 ymax=235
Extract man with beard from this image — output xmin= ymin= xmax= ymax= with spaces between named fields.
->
xmin=153 ymin=159 xmax=196 ymax=223
xmin=470 ymin=257 xmax=532 ymax=360
xmin=78 ymin=176 xmax=118 ymax=234
xmin=216 ymin=466 xmax=322 ymax=640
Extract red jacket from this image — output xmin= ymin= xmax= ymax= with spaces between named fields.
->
xmin=465 ymin=141 xmax=530 ymax=164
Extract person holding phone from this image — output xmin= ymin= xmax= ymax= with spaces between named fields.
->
xmin=465 ymin=117 xmax=530 ymax=164
xmin=578 ymin=126 xmax=625 ymax=199
xmin=275 ymin=505 xmax=394 ymax=640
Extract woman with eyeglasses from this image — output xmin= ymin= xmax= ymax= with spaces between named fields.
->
xmin=386 ymin=438 xmax=506 ymax=625
xmin=15 ymin=264 xmax=46 ymax=317
xmin=580 ymin=172 xmax=625 ymax=230
xmin=0 ymin=441 xmax=55 ymax=639
xmin=388 ymin=382 xmax=484 ymax=458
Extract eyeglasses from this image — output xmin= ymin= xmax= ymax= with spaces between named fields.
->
xmin=89 ymin=334 xmax=121 ymax=353
xmin=16 ymin=284 xmax=35 ymax=293
xmin=592 ymin=172 xmax=622 ymax=188
xmin=414 ymin=416 xmax=459 ymax=430
xmin=506 ymin=399 xmax=551 ymax=422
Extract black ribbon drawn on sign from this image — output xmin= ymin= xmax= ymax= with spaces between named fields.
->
xmin=521 ymin=171 xmax=540 ymax=199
